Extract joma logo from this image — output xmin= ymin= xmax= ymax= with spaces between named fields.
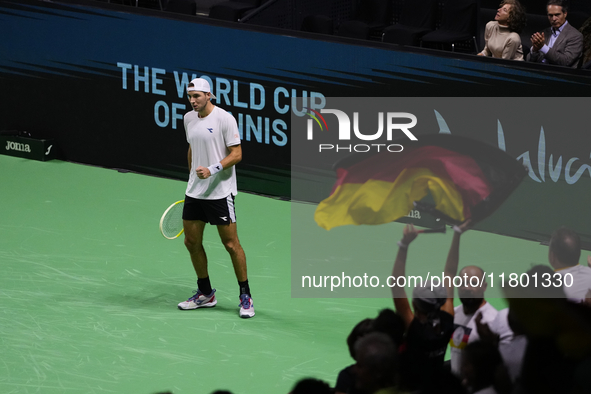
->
xmin=5 ymin=141 xmax=31 ymax=153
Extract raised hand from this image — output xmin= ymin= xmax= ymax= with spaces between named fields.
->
xmin=457 ymin=219 xmax=473 ymax=234
xmin=531 ymin=32 xmax=545 ymax=51
xmin=401 ymin=223 xmax=419 ymax=245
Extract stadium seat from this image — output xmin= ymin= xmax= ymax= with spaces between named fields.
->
xmin=209 ymin=0 xmax=260 ymax=22
xmin=300 ymin=15 xmax=334 ymax=35
xmin=338 ymin=0 xmax=390 ymax=40
xmin=164 ymin=0 xmax=196 ymax=15
xmin=337 ymin=20 xmax=370 ymax=40
xmin=421 ymin=0 xmax=479 ymax=53
xmin=382 ymin=0 xmax=437 ymax=47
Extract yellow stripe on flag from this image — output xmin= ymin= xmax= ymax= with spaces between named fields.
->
xmin=314 ymin=168 xmax=465 ymax=230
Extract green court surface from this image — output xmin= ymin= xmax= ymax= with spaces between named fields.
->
xmin=0 ymin=155 xmax=566 ymax=393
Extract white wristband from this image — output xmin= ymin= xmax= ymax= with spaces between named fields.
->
xmin=453 ymin=225 xmax=462 ymax=234
xmin=207 ymin=162 xmax=223 ymax=176
xmin=397 ymin=241 xmax=408 ymax=249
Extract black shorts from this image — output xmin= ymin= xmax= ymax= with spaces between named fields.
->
xmin=182 ymin=194 xmax=237 ymax=225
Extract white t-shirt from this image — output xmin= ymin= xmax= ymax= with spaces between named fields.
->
xmin=184 ymin=106 xmax=241 ymax=199
xmin=450 ymin=301 xmax=498 ymax=375
xmin=489 ymin=308 xmax=513 ymax=345
xmin=556 ymin=265 xmax=591 ymax=303
xmin=490 ymin=308 xmax=527 ymax=382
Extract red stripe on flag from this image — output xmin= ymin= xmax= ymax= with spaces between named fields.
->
xmin=328 ymin=146 xmax=493 ymax=219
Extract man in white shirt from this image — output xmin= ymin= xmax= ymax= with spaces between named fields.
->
xmin=177 ymin=78 xmax=254 ymax=318
xmin=450 ymin=265 xmax=498 ymax=376
xmin=548 ymin=226 xmax=591 ymax=303
xmin=476 ymin=307 xmax=528 ymax=383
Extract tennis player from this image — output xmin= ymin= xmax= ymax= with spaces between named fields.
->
xmin=177 ymin=77 xmax=254 ymax=318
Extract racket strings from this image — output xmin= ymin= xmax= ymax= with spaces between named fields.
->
xmin=161 ymin=202 xmax=184 ymax=238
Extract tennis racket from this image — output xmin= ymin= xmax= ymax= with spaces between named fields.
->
xmin=159 ymin=200 xmax=184 ymax=239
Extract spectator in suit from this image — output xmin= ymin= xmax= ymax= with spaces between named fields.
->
xmin=580 ymin=16 xmax=591 ymax=68
xmin=527 ymin=0 xmax=584 ymax=67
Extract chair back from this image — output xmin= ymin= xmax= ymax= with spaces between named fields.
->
xmin=439 ymin=0 xmax=478 ymax=35
xmin=165 ymin=0 xmax=196 ymax=15
xmin=356 ymin=0 xmax=391 ymax=26
xmin=301 ymin=15 xmax=334 ymax=35
xmin=338 ymin=20 xmax=370 ymax=39
xmin=399 ymin=0 xmax=437 ymax=29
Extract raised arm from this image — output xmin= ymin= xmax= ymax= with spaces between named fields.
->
xmin=440 ymin=220 xmax=471 ymax=316
xmin=392 ymin=224 xmax=419 ymax=328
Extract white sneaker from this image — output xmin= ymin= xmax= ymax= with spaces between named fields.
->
xmin=178 ymin=289 xmax=217 ymax=310
xmin=239 ymin=294 xmax=255 ymax=318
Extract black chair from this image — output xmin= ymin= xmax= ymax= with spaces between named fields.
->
xmin=421 ymin=0 xmax=479 ymax=52
xmin=337 ymin=20 xmax=370 ymax=40
xmin=519 ymin=0 xmax=546 ymax=15
xmin=301 ymin=15 xmax=334 ymax=35
xmin=164 ymin=0 xmax=196 ymax=15
xmin=208 ymin=0 xmax=260 ymax=22
xmin=337 ymin=0 xmax=391 ymax=40
xmin=355 ymin=0 xmax=391 ymax=31
xmin=136 ymin=0 xmax=163 ymax=10
xmin=568 ymin=11 xmax=590 ymax=30
xmin=480 ymin=0 xmax=545 ymax=14
xmin=382 ymin=0 xmax=437 ymax=46
xmin=479 ymin=0 xmax=500 ymax=9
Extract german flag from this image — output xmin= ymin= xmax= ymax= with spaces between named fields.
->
xmin=314 ymin=134 xmax=527 ymax=230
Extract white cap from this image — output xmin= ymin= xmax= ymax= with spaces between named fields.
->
xmin=187 ymin=77 xmax=216 ymax=100
xmin=412 ymin=281 xmax=447 ymax=308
